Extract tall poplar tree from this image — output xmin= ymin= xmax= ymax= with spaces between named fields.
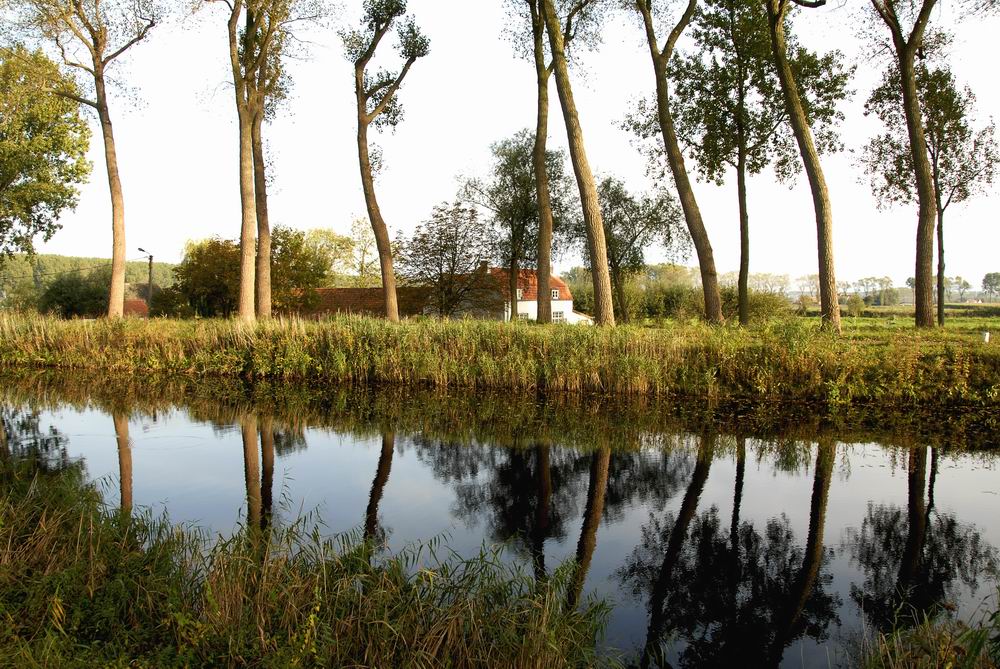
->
xmin=507 ymin=0 xmax=602 ymax=323
xmin=342 ymin=0 xmax=429 ymax=322
xmin=630 ymin=0 xmax=724 ymax=324
xmin=665 ymin=0 xmax=849 ymax=325
xmin=862 ymin=54 xmax=998 ymax=326
xmin=540 ymin=0 xmax=616 ymax=326
xmin=12 ymin=0 xmax=160 ymax=319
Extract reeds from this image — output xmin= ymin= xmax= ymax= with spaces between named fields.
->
xmin=1 ymin=313 xmax=997 ymax=406
xmin=0 ymin=460 xmax=611 ymax=668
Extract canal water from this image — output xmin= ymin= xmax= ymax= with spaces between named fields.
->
xmin=2 ymin=372 xmax=998 ymax=667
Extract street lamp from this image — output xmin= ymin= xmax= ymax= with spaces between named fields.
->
xmin=138 ymin=248 xmax=153 ymax=317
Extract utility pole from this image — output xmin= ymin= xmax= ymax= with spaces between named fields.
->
xmin=138 ymin=248 xmax=153 ymax=317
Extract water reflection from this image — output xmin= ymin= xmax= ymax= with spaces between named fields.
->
xmin=847 ymin=446 xmax=999 ymax=632
xmin=1 ymin=371 xmax=998 ymax=667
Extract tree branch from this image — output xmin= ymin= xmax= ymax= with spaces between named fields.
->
xmin=366 ymin=57 xmax=415 ymax=122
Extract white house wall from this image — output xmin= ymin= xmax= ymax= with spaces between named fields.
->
xmin=504 ymin=299 xmax=582 ymax=323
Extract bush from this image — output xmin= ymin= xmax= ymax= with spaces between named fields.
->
xmin=150 ymin=286 xmax=195 ymax=318
xmin=847 ymin=294 xmax=865 ymax=318
xmin=37 ymin=268 xmax=110 ymax=318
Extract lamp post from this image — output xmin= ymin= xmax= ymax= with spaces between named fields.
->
xmin=138 ymin=248 xmax=153 ymax=317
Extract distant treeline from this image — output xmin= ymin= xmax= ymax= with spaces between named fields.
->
xmin=0 ymin=254 xmax=176 ymax=309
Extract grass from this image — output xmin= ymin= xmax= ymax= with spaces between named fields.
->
xmin=861 ymin=605 xmax=1000 ymax=669
xmin=0 ymin=458 xmax=611 ymax=668
xmin=1 ymin=313 xmax=999 ymax=407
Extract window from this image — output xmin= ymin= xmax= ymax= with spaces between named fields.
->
xmin=552 ymin=311 xmax=565 ymax=323
xmin=551 ymin=289 xmax=560 ymax=300
xmin=518 ymin=313 xmax=529 ymax=321
xmin=516 ymin=288 xmax=524 ymax=300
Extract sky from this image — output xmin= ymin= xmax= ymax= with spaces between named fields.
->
xmin=29 ymin=0 xmax=1000 ymax=287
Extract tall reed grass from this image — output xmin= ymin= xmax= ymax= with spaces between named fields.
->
xmin=0 ymin=460 xmax=610 ymax=668
xmin=0 ymin=314 xmax=997 ymax=406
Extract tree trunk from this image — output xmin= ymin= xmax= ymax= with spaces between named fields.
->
xmin=611 ymin=264 xmax=630 ymax=324
xmin=260 ymin=417 xmax=274 ymax=530
xmin=936 ymin=207 xmax=945 ymax=327
xmin=241 ymin=415 xmax=261 ymax=530
xmin=897 ymin=56 xmax=937 ymax=328
xmin=737 ymin=148 xmax=751 ymax=326
xmin=356 ymin=91 xmax=400 ymax=322
xmin=640 ymin=434 xmax=714 ymax=669
xmin=766 ymin=1 xmax=841 ymax=333
xmin=365 ymin=432 xmax=395 ymax=542
xmin=113 ymin=413 xmax=132 ymax=514
xmin=531 ymin=8 xmax=556 ymax=325
xmin=94 ymin=71 xmax=126 ymax=320
xmin=541 ymin=0 xmax=615 ymax=326
xmin=252 ymin=109 xmax=272 ymax=319
xmin=636 ymin=1 xmax=724 ymax=324
xmin=509 ymin=259 xmax=520 ymax=321
xmin=236 ymin=104 xmax=258 ymax=322
xmin=567 ymin=446 xmax=611 ymax=608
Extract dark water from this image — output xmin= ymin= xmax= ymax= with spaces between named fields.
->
xmin=2 ymin=372 xmax=998 ymax=668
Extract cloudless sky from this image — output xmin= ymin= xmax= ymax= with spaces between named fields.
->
xmin=33 ymin=1 xmax=1000 ymax=287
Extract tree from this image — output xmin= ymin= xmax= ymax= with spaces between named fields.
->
xmin=862 ymin=54 xmax=999 ymax=325
xmin=862 ymin=1 xmax=1000 ymax=326
xmin=305 ymin=228 xmax=355 ymax=281
xmin=341 ymin=0 xmax=430 ymax=322
xmin=506 ymin=0 xmax=603 ymax=323
xmin=571 ymin=177 xmax=688 ymax=322
xmin=540 ymin=0 xmax=616 ymax=326
xmin=200 ymin=0 xmax=311 ymax=321
xmin=270 ymin=225 xmax=331 ymax=312
xmin=629 ymin=0 xmax=724 ymax=325
xmin=664 ymin=0 xmax=850 ymax=325
xmin=463 ymin=130 xmax=573 ymax=318
xmin=0 ymin=47 xmax=90 ymax=261
xmin=11 ymin=0 xmax=160 ymax=319
xmin=348 ymin=217 xmax=380 ymax=287
xmin=763 ymin=0 xmax=842 ymax=332
xmin=954 ymin=277 xmax=970 ymax=302
xmin=174 ymin=238 xmax=242 ymax=317
xmin=396 ymin=202 xmax=499 ymax=317
xmin=173 ymin=227 xmax=332 ymax=316
xmin=37 ymin=266 xmax=110 ymax=317
xmin=984 ymin=273 xmax=1000 ymax=301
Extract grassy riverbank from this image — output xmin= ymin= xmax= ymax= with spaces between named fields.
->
xmin=1 ymin=314 xmax=998 ymax=406
xmin=0 ymin=460 xmax=609 ymax=668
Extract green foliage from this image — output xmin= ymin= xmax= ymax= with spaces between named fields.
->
xmin=396 ymin=201 xmax=500 ymax=316
xmin=0 ymin=46 xmax=91 ymax=259
xmin=0 ymin=254 xmax=175 ymax=311
xmin=36 ymin=267 xmax=110 ymax=318
xmin=173 ymin=238 xmax=242 ymax=318
xmin=862 ymin=44 xmax=999 ymax=213
xmin=172 ymin=228 xmax=333 ymax=316
xmin=269 ymin=226 xmax=331 ymax=312
xmin=0 ymin=457 xmax=610 ymax=668
xmin=848 ymin=294 xmax=866 ymax=318
xmin=463 ymin=129 xmax=575 ymax=275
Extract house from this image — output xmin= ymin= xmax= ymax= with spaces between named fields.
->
xmin=485 ymin=268 xmax=593 ymax=325
xmin=123 ymin=298 xmax=149 ymax=318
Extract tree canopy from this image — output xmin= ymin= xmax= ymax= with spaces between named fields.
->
xmin=0 ymin=47 xmax=90 ymax=260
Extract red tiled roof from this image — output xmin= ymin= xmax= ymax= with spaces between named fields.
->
xmin=488 ymin=269 xmax=572 ymax=302
xmin=123 ymin=298 xmax=148 ymax=317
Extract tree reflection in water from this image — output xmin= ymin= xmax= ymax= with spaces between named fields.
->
xmin=0 ymin=407 xmax=72 ymax=472
xmin=618 ymin=437 xmax=841 ymax=668
xmin=847 ymin=446 xmax=999 ymax=632
xmin=364 ymin=432 xmax=395 ymax=545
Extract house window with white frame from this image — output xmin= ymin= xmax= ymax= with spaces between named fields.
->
xmin=552 ymin=311 xmax=565 ymax=323
xmin=551 ymin=289 xmax=560 ymax=300
xmin=516 ymin=288 xmax=524 ymax=300
xmin=518 ymin=312 xmax=529 ymax=321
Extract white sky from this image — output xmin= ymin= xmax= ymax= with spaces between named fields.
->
xmin=34 ymin=1 xmax=1000 ymax=287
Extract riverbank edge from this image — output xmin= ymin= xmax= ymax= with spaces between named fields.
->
xmin=1 ymin=314 xmax=998 ymax=408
